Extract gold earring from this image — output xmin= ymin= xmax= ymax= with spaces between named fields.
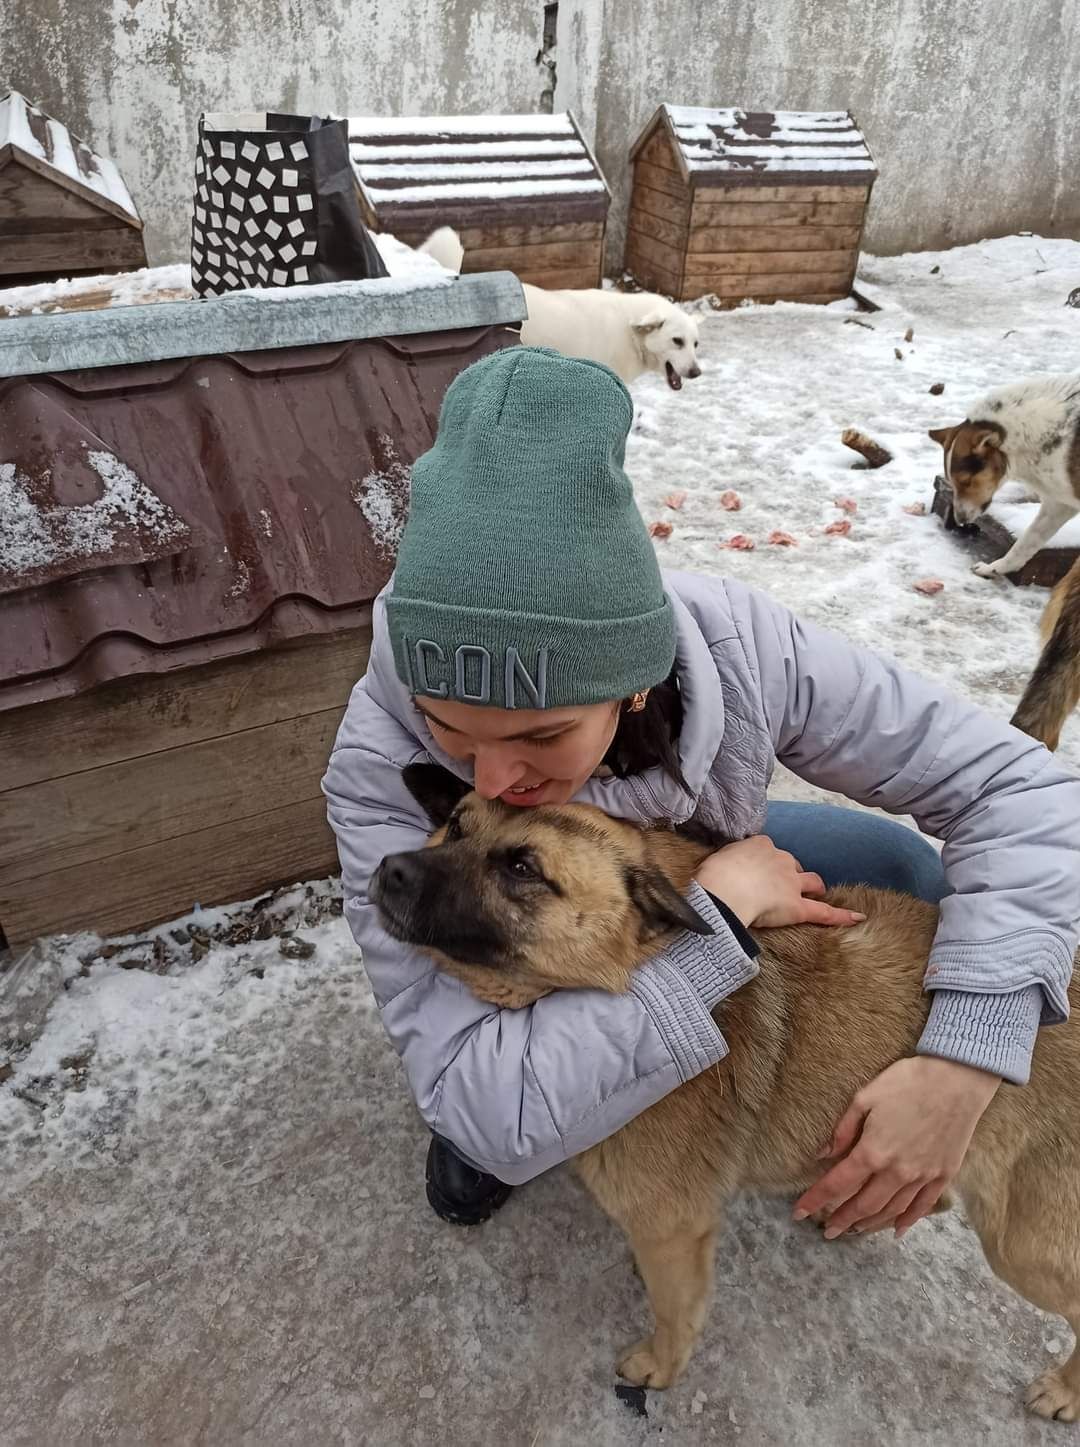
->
xmin=628 ymin=690 xmax=649 ymax=713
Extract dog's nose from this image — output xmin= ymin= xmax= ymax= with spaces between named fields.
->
xmin=687 ymin=365 xmax=702 ymax=379
xmin=378 ymin=851 xmax=426 ymax=896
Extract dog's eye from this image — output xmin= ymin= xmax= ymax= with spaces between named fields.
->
xmin=444 ymin=814 xmax=463 ymax=842
xmin=501 ymin=848 xmax=543 ymax=884
xmin=672 ymin=337 xmax=685 ymax=348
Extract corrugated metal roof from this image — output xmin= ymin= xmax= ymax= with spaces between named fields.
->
xmin=350 ymin=111 xmax=610 ymax=229
xmin=633 ymin=106 xmax=878 ymax=188
xmin=0 ymin=90 xmax=141 ymax=224
xmin=0 ymin=273 xmax=525 ymax=712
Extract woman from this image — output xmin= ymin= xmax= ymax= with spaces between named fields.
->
xmin=323 ymin=347 xmax=1080 ymax=1235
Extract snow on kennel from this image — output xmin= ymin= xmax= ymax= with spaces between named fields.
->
xmin=0 ymin=90 xmax=146 ymax=286
xmin=350 ymin=112 xmax=610 ymax=288
xmin=625 ymin=106 xmax=877 ymax=305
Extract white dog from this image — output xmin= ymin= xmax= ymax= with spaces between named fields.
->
xmin=519 ymin=284 xmax=701 ymax=391
xmin=415 ymin=227 xmax=702 ymax=391
xmin=929 ymin=374 xmax=1080 ymax=578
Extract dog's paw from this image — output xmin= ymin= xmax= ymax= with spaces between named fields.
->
xmin=1025 ymin=1366 xmax=1080 ymax=1422
xmin=617 ymin=1337 xmax=677 ymax=1390
xmin=972 ymin=560 xmax=1006 ymax=579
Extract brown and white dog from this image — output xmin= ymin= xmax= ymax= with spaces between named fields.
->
xmin=929 ymin=374 xmax=1080 ymax=578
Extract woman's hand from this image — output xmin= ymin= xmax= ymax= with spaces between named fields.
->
xmin=694 ymin=835 xmax=866 ymax=929
xmin=793 ymin=1056 xmax=1001 ymax=1238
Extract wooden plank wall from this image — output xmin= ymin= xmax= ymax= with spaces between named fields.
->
xmin=395 ymin=219 xmax=606 ymax=289
xmin=0 ymin=165 xmax=146 ymax=279
xmin=685 ymin=183 xmax=870 ymax=304
xmin=0 ymin=629 xmax=370 ymax=945
xmin=623 ymin=129 xmax=690 ymax=297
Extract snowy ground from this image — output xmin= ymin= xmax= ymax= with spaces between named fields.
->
xmin=3 ymin=236 xmax=1080 ymax=1446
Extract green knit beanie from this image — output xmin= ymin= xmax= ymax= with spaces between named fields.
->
xmin=386 ymin=346 xmax=676 ymax=710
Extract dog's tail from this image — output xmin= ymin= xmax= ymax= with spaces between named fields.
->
xmin=418 ymin=226 xmax=464 ymax=274
xmin=1011 ymin=558 xmax=1080 ymax=750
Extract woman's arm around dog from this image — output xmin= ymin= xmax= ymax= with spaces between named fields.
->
xmin=323 ymin=678 xmax=756 ymax=1185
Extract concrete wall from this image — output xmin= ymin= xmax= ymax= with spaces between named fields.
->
xmin=3 ymin=0 xmax=1079 ymax=268
xmin=560 ymin=0 xmax=1080 ymax=266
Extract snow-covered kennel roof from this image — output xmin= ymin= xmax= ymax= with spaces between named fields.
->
xmin=0 ymin=89 xmax=140 ymax=224
xmin=632 ymin=105 xmax=878 ymax=187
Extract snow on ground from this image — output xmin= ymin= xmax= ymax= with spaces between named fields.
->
xmin=3 ymin=235 xmax=1080 ymax=1446
xmin=629 ymin=233 xmax=1080 ymax=798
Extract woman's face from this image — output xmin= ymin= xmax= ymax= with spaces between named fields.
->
xmin=415 ymin=696 xmax=621 ymax=807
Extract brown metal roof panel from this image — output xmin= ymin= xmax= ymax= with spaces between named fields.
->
xmin=0 ymin=314 xmax=521 ymax=712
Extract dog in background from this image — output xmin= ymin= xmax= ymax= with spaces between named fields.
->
xmin=1012 ymin=557 xmax=1080 ymax=749
xmin=929 ymin=374 xmax=1080 ymax=578
xmin=414 ymin=225 xmax=703 ymax=391
xmin=519 ymin=282 xmax=702 ymax=391
xmin=372 ymin=763 xmax=1080 ymax=1423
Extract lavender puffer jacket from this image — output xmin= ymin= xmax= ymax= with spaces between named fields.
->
xmin=322 ymin=570 xmax=1080 ymax=1184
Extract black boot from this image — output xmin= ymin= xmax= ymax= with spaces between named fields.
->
xmin=425 ymin=1134 xmax=512 ymax=1226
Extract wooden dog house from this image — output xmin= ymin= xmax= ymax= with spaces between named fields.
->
xmin=0 ymin=270 xmax=525 ymax=946
xmin=350 ymin=112 xmax=610 ymax=288
xmin=0 ymin=90 xmax=146 ymax=285
xmin=625 ymin=106 xmax=877 ymax=305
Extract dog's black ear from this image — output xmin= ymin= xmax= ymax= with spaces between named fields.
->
xmin=624 ymin=866 xmax=714 ymax=941
xmin=402 ymin=763 xmax=471 ymax=828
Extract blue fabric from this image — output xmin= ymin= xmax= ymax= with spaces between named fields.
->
xmin=763 ymin=801 xmax=949 ymax=905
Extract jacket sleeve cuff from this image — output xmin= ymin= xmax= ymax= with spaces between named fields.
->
xmin=628 ymin=882 xmax=759 ymax=1083
xmin=667 ymin=882 xmax=761 ymax=1010
xmin=917 ymin=985 xmax=1043 ymax=1086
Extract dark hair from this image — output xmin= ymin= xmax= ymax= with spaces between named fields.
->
xmin=603 ymin=669 xmax=687 ymax=791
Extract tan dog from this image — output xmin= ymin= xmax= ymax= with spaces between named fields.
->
xmin=1012 ymin=557 xmax=1080 ymax=750
xmin=929 ymin=375 xmax=1080 ymax=579
xmin=371 ymin=764 xmax=1080 ymax=1423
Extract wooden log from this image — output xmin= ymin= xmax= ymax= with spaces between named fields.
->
xmin=930 ymin=476 xmax=1080 ymax=588
xmin=0 ymin=630 xmax=369 ymax=792
xmin=841 ymin=428 xmax=893 ymax=468
xmin=0 ymin=796 xmax=338 ymax=945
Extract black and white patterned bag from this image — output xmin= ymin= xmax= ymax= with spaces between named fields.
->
xmin=190 ymin=112 xmax=388 ymax=297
